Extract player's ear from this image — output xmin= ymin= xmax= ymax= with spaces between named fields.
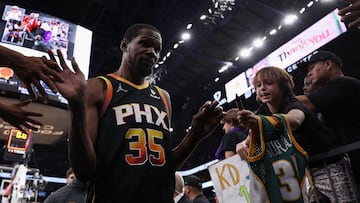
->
xmin=120 ymin=39 xmax=128 ymax=52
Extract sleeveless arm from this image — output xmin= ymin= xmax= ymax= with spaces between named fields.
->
xmin=68 ymin=78 xmax=105 ymax=181
xmin=173 ymin=100 xmax=222 ymax=169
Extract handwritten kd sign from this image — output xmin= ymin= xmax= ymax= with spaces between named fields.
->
xmin=208 ymin=155 xmax=250 ymax=203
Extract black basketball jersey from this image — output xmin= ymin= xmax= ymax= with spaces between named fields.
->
xmin=87 ymin=74 xmax=174 ymax=203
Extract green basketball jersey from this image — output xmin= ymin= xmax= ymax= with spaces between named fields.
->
xmin=248 ymin=114 xmax=309 ymax=203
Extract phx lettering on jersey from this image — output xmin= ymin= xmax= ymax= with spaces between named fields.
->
xmin=113 ymin=103 xmax=169 ymax=130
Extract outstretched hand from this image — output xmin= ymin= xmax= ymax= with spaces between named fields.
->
xmin=189 ymin=100 xmax=223 ymax=141
xmin=46 ymin=49 xmax=86 ymax=103
xmin=0 ymin=99 xmax=43 ymax=132
xmin=338 ymin=0 xmax=360 ymax=29
xmin=237 ymin=109 xmax=259 ymax=129
xmin=12 ymin=54 xmax=63 ymax=100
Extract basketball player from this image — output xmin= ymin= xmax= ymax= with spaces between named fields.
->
xmin=49 ymin=23 xmax=222 ymax=202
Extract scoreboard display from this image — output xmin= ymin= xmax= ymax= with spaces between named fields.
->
xmin=4 ymin=129 xmax=32 ymax=162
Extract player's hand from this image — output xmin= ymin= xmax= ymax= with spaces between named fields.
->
xmin=46 ymin=49 xmax=86 ymax=103
xmin=190 ymin=100 xmax=223 ymax=141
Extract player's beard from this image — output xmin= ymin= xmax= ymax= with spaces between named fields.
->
xmin=133 ymin=60 xmax=154 ymax=78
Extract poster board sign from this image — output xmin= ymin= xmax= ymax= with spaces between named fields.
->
xmin=208 ymin=155 xmax=250 ymax=203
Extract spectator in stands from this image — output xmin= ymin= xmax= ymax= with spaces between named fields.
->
xmin=303 ymin=76 xmax=320 ymax=96
xmin=44 ymin=167 xmax=86 ymax=203
xmin=174 ymin=172 xmax=191 ymax=203
xmin=235 ymin=66 xmax=353 ymax=202
xmin=184 ymin=175 xmax=209 ymax=203
xmin=297 ymin=50 xmax=360 ymax=200
xmin=215 ymin=108 xmax=247 ymax=160
xmin=4 ymin=5 xmax=22 ymax=22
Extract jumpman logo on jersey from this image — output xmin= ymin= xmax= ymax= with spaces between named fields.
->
xmin=116 ymin=83 xmax=128 ymax=93
xmin=150 ymin=88 xmax=160 ymax=99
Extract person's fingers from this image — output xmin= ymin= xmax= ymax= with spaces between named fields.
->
xmin=349 ymin=15 xmax=360 ymax=28
xmin=71 ymin=57 xmax=82 ymax=74
xmin=24 ymin=111 xmax=43 ymax=117
xmin=208 ymin=100 xmax=219 ymax=110
xmin=23 ymin=122 xmax=41 ymax=130
xmin=239 ymin=149 xmax=248 ymax=160
xmin=38 ymin=72 xmax=58 ymax=93
xmin=56 ymin=49 xmax=68 ymax=70
xmin=42 ymin=79 xmax=58 ymax=93
xmin=47 ymin=49 xmax=57 ymax=62
xmin=18 ymin=99 xmax=32 ymax=107
xmin=24 ymin=117 xmax=43 ymax=126
xmin=338 ymin=6 xmax=351 ymax=15
xmin=24 ymin=82 xmax=37 ymax=100
xmin=42 ymin=55 xmax=63 ymax=74
xmin=31 ymin=78 xmax=47 ymax=99
xmin=16 ymin=125 xmax=27 ymax=133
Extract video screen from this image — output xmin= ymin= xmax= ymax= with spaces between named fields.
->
xmin=0 ymin=3 xmax=92 ymax=105
xmin=1 ymin=4 xmax=74 ymax=61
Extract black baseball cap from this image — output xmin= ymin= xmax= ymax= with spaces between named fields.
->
xmin=307 ymin=51 xmax=342 ymax=67
xmin=184 ymin=175 xmax=202 ymax=189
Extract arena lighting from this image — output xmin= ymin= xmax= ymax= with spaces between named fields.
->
xmin=181 ymin=32 xmax=191 ymax=40
xmin=283 ymin=14 xmax=298 ymax=25
xmin=269 ymin=29 xmax=277 ymax=35
xmin=225 ymin=8 xmax=347 ymax=102
xmin=152 ymin=0 xmax=326 ymax=83
xmin=307 ymin=1 xmax=314 ymax=7
xmin=218 ymin=62 xmax=232 ymax=73
xmin=252 ymin=38 xmax=264 ymax=48
xmin=166 ymin=51 xmax=171 ymax=57
xmin=218 ymin=65 xmax=227 ymax=73
xmin=300 ymin=7 xmax=306 ymax=14
xmin=239 ymin=48 xmax=251 ymax=58
xmin=230 ymin=0 xmax=324 ymax=67
xmin=186 ymin=23 xmax=192 ymax=29
xmin=200 ymin=15 xmax=207 ymax=20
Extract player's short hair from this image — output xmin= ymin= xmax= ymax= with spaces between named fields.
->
xmin=123 ymin=23 xmax=160 ymax=42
